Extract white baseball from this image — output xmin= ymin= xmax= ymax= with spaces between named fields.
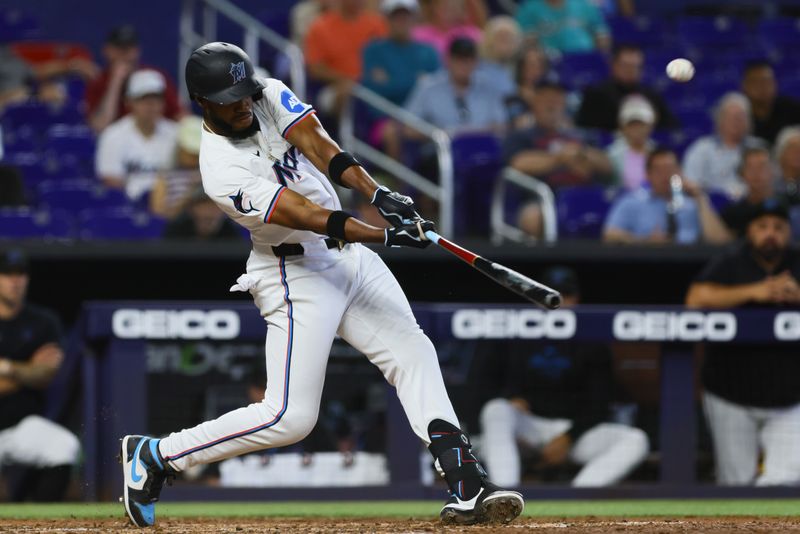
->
xmin=666 ymin=58 xmax=695 ymax=82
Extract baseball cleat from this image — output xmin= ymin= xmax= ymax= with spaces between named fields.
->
xmin=120 ymin=435 xmax=173 ymax=527
xmin=440 ymin=482 xmax=524 ymax=525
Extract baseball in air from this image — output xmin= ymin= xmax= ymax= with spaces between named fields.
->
xmin=666 ymin=58 xmax=695 ymax=82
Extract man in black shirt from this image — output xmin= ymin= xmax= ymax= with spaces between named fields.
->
xmin=479 ymin=268 xmax=649 ymax=487
xmin=576 ymin=45 xmax=678 ymax=132
xmin=686 ymin=200 xmax=800 ymax=485
xmin=721 ymin=146 xmax=775 ymax=237
xmin=741 ymin=61 xmax=800 ymax=146
xmin=163 ymin=188 xmax=242 ymax=240
xmin=0 ymin=249 xmax=79 ymax=500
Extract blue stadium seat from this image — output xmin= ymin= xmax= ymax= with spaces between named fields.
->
xmin=677 ymin=16 xmax=751 ymax=49
xmin=0 ymin=9 xmax=41 ymax=42
xmin=758 ymin=18 xmax=800 ymax=47
xmin=0 ymin=208 xmax=72 ymax=239
xmin=78 ymin=208 xmax=165 ymax=240
xmin=608 ymin=16 xmax=670 ymax=48
xmin=556 ymin=186 xmax=614 ymax=239
xmin=451 ymin=133 xmax=503 ymax=236
xmin=555 ymin=52 xmax=608 ymax=90
xmin=706 ymin=190 xmax=732 ymax=213
xmin=38 ymin=180 xmax=130 ymax=212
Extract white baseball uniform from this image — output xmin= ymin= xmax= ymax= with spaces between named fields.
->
xmin=157 ymin=79 xmax=459 ymax=471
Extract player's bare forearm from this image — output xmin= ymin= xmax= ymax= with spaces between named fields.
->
xmin=685 ymin=282 xmax=760 ymax=309
xmin=0 ymin=345 xmax=62 ymax=389
xmin=286 ymin=115 xmax=379 ymax=198
xmin=269 ymin=187 xmax=384 ymax=243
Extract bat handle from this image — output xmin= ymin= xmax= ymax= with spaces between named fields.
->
xmin=424 ymin=230 xmax=441 ymax=244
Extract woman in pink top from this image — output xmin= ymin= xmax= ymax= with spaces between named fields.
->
xmin=412 ymin=0 xmax=487 ymax=60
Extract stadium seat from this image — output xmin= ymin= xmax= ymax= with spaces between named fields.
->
xmin=38 ymin=180 xmax=131 ymax=212
xmin=758 ymin=18 xmax=800 ymax=47
xmin=0 ymin=208 xmax=72 ymax=239
xmin=451 ymin=133 xmax=503 ymax=236
xmin=555 ymin=186 xmax=614 ymax=239
xmin=706 ymin=190 xmax=733 ymax=213
xmin=555 ymin=52 xmax=608 ymax=90
xmin=0 ymin=9 xmax=41 ymax=41
xmin=78 ymin=208 xmax=166 ymax=240
xmin=677 ymin=16 xmax=752 ymax=49
xmin=608 ymin=16 xmax=670 ymax=48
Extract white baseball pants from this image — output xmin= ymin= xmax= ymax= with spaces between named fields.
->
xmin=479 ymin=398 xmax=649 ymax=487
xmin=0 ymin=415 xmax=80 ymax=468
xmin=159 ymin=243 xmax=459 ymax=471
xmin=703 ymin=391 xmax=800 ymax=486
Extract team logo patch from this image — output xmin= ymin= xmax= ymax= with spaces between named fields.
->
xmin=229 ymin=189 xmax=257 ymax=214
xmin=281 ymin=90 xmax=305 ymax=113
xmin=229 ymin=61 xmax=246 ymax=84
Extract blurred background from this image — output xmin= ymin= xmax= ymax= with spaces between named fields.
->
xmin=1 ymin=0 xmax=800 ymax=503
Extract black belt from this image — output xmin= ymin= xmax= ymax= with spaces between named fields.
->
xmin=271 ymin=238 xmax=344 ymax=257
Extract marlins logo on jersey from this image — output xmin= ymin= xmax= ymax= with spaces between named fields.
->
xmin=229 ymin=189 xmax=257 ymax=214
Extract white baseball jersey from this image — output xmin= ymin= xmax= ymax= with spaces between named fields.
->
xmin=199 ymin=78 xmax=342 ymax=254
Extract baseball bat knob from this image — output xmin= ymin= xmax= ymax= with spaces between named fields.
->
xmin=545 ymin=292 xmax=562 ymax=310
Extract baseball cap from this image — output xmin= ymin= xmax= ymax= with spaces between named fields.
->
xmin=177 ymin=115 xmax=203 ymax=154
xmin=106 ymin=25 xmax=139 ymax=47
xmin=541 ymin=266 xmax=579 ymax=296
xmin=747 ymin=198 xmax=790 ymax=226
xmin=448 ymin=37 xmax=478 ymax=59
xmin=619 ymin=95 xmax=655 ymax=125
xmin=0 ymin=248 xmax=29 ymax=274
xmin=382 ymin=0 xmax=418 ymax=14
xmin=126 ymin=69 xmax=166 ymax=99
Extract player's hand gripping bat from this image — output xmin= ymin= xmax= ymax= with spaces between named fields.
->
xmin=424 ymin=231 xmax=562 ymax=309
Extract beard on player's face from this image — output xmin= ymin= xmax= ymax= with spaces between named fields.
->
xmin=202 ymin=97 xmax=259 ymax=139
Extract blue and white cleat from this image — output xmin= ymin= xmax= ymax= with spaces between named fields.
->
xmin=440 ymin=482 xmax=524 ymax=525
xmin=119 ymin=435 xmax=173 ymax=527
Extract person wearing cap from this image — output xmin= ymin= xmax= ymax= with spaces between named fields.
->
xmin=604 ymin=147 xmax=731 ymax=244
xmin=606 ymin=94 xmax=656 ymax=191
xmin=84 ymin=25 xmax=183 ymax=133
xmin=721 ymin=146 xmax=777 ymax=238
xmin=150 ymin=115 xmax=204 ymax=219
xmin=0 ymin=250 xmax=80 ymax=501
xmin=162 ymin=186 xmax=242 ymax=240
xmin=95 ymin=69 xmax=178 ymax=201
xmin=404 ymin=37 xmax=507 ymax=135
xmin=479 ymin=266 xmax=649 ymax=487
xmin=686 ymin=200 xmax=800 ymax=486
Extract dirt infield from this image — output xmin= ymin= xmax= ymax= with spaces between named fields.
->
xmin=3 ymin=517 xmax=800 ymax=533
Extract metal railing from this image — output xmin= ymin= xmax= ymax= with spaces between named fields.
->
xmin=491 ymin=167 xmax=558 ymax=244
xmin=339 ymin=85 xmax=454 ymax=236
xmin=178 ymin=0 xmax=306 ymax=103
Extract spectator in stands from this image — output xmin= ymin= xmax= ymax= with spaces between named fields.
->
xmin=0 ymin=249 xmax=80 ymax=501
xmin=163 ymin=187 xmax=242 ymax=240
xmin=515 ymin=0 xmax=610 ymax=54
xmin=686 ymin=200 xmax=800 ymax=486
xmin=291 ymin=0 xmax=335 ymax=46
xmin=606 ymin=95 xmax=656 ymax=191
xmin=84 ymin=25 xmax=183 ymax=133
xmin=305 ymin=0 xmax=388 ymax=116
xmin=721 ymin=147 xmax=776 ymax=238
xmin=603 ymin=147 xmax=731 ymax=244
xmin=504 ymin=77 xmax=611 ymax=189
xmin=683 ymin=92 xmax=763 ymax=199
xmin=404 ymin=37 xmax=507 ymax=134
xmin=479 ymin=266 xmax=649 ymax=487
xmin=150 ymin=115 xmax=203 ymax=219
xmin=504 ymin=44 xmax=550 ymax=131
xmin=576 ymin=44 xmax=677 ymax=132
xmin=95 ymin=69 xmax=178 ymax=202
xmin=741 ymin=60 xmax=800 ymax=146
xmin=476 ymin=16 xmax=521 ymax=98
xmin=412 ymin=0 xmax=487 ymax=61
xmin=774 ymin=126 xmax=800 ymax=207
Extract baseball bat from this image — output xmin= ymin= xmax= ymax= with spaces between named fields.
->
xmin=425 ymin=231 xmax=562 ymax=309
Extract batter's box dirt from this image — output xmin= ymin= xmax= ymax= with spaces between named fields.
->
xmin=3 ymin=517 xmax=800 ymax=534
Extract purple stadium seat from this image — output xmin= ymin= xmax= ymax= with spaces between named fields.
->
xmin=38 ymin=180 xmax=131 ymax=212
xmin=707 ymin=190 xmax=732 ymax=213
xmin=0 ymin=9 xmax=41 ymax=42
xmin=608 ymin=16 xmax=670 ymax=48
xmin=0 ymin=208 xmax=72 ymax=239
xmin=759 ymin=18 xmax=800 ymax=47
xmin=555 ymin=52 xmax=608 ymax=90
xmin=451 ymin=133 xmax=502 ymax=236
xmin=678 ymin=17 xmax=751 ymax=49
xmin=78 ymin=208 xmax=166 ymax=240
xmin=556 ymin=186 xmax=614 ymax=239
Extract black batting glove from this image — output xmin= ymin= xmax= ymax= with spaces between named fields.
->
xmin=371 ymin=186 xmax=422 ymax=227
xmin=385 ymin=219 xmax=435 ymax=249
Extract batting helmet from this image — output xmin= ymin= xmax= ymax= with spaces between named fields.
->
xmin=185 ymin=42 xmax=265 ymax=104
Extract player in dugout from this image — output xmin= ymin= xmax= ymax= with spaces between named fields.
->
xmin=118 ymin=42 xmax=523 ymax=527
xmin=686 ymin=200 xmax=800 ymax=485
xmin=0 ymin=249 xmax=80 ymax=501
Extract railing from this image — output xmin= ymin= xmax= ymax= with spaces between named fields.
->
xmin=339 ymin=85 xmax=454 ymax=236
xmin=491 ymin=167 xmax=558 ymax=244
xmin=178 ymin=0 xmax=306 ymax=103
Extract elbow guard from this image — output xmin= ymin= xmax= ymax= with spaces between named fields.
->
xmin=327 ymin=152 xmax=362 ymax=188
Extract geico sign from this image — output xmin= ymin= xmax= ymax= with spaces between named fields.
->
xmin=452 ymin=309 xmax=576 ymax=339
xmin=112 ymin=309 xmax=240 ymax=340
xmin=775 ymin=312 xmax=800 ymax=341
xmin=613 ymin=311 xmax=736 ymax=341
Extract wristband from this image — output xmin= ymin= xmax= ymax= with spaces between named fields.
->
xmin=326 ymin=210 xmax=352 ymax=242
xmin=328 ymin=152 xmax=361 ymax=188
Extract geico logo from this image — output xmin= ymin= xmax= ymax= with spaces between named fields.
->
xmin=613 ymin=311 xmax=736 ymax=341
xmin=112 ymin=309 xmax=240 ymax=339
xmin=452 ymin=309 xmax=576 ymax=339
xmin=774 ymin=312 xmax=800 ymax=341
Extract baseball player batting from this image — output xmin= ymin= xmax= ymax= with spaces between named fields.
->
xmin=119 ymin=42 xmax=523 ymax=527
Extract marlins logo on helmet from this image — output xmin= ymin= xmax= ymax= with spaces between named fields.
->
xmin=229 ymin=61 xmax=246 ymax=84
